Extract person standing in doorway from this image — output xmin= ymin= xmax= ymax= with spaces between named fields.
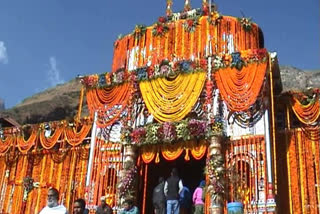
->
xmin=179 ymin=185 xmax=192 ymax=214
xmin=192 ymin=180 xmax=205 ymax=214
xmin=164 ymin=168 xmax=183 ymax=214
xmin=153 ymin=177 xmax=166 ymax=214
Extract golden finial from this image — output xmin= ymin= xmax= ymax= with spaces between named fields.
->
xmin=184 ymin=0 xmax=191 ymax=11
xmin=166 ymin=0 xmax=173 ymax=16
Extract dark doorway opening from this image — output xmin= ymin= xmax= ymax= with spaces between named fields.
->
xmin=139 ymin=152 xmax=206 ymax=214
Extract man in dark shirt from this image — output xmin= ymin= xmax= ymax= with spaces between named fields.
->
xmin=152 ymin=177 xmax=166 ymax=214
xmin=164 ymin=168 xmax=183 ymax=214
xmin=96 ymin=196 xmax=112 ymax=214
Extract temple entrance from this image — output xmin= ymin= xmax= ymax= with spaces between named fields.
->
xmin=139 ymin=152 xmax=206 ymax=214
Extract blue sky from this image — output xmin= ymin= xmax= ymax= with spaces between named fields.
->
xmin=0 ymin=0 xmax=319 ymax=108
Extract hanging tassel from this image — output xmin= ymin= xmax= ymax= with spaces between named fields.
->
xmin=137 ymin=155 xmax=141 ymax=167
xmin=155 ymin=152 xmax=160 ymax=163
xmin=184 ymin=148 xmax=190 ymax=161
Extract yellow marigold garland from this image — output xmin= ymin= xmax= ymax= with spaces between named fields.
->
xmin=139 ymin=71 xmax=206 ymax=122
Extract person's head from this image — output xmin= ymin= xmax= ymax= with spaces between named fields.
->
xmin=199 ymin=180 xmax=205 ymax=188
xmin=158 ymin=177 xmax=164 ymax=184
xmin=73 ymin=198 xmax=86 ymax=214
xmin=100 ymin=196 xmax=106 ymax=207
xmin=171 ymin=168 xmax=178 ymax=176
xmin=47 ymin=187 xmax=59 ymax=208
xmin=123 ymin=199 xmax=134 ymax=211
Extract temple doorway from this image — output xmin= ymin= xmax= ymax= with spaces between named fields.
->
xmin=139 ymin=152 xmax=206 ymax=214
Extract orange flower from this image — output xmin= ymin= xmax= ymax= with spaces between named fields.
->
xmin=241 ymin=50 xmax=249 ymax=60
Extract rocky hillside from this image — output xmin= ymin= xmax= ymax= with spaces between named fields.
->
xmin=0 ymin=79 xmax=89 ymax=124
xmin=0 ymin=66 xmax=319 ymax=125
xmin=280 ymin=66 xmax=320 ymax=92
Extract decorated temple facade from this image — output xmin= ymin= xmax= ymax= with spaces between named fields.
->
xmin=81 ymin=1 xmax=280 ymax=213
xmin=0 ymin=1 xmax=319 ymax=214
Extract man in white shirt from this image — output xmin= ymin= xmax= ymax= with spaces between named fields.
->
xmin=39 ymin=187 xmax=68 ymax=214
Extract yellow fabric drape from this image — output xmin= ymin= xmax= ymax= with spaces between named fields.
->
xmin=139 ymin=71 xmax=206 ymax=122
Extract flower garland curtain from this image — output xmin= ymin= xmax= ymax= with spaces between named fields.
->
xmin=291 ymin=95 xmax=320 ymax=125
xmin=0 ymin=120 xmax=91 ymax=154
xmin=140 ymin=141 xmax=207 ymax=163
xmin=139 ymin=72 xmax=206 ymax=122
xmin=287 ymin=129 xmax=320 ymax=214
xmin=17 ymin=128 xmax=38 ymax=154
xmin=111 ymin=16 xmax=261 ymax=73
xmin=39 ymin=126 xmax=64 ymax=150
xmin=64 ymin=123 xmax=92 ymax=146
xmin=189 ymin=141 xmax=207 ymax=160
xmin=0 ymin=135 xmax=15 ymax=155
xmin=214 ymin=61 xmax=267 ymax=112
xmin=0 ymin=147 xmax=89 ymax=214
xmin=161 ymin=144 xmax=184 ymax=161
xmin=141 ymin=146 xmax=157 ymax=164
xmin=86 ymin=83 xmax=132 ymax=128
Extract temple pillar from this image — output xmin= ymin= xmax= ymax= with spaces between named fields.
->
xmin=117 ymin=144 xmax=138 ymax=206
xmin=207 ymin=135 xmax=224 ymax=214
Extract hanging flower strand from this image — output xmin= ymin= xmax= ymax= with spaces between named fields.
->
xmin=152 ymin=21 xmax=169 ymax=37
xmin=238 ymin=17 xmax=252 ymax=32
xmin=133 ymin=24 xmax=147 ymax=39
xmin=183 ymin=17 xmax=200 ymax=33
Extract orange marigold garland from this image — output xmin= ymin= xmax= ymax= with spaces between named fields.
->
xmin=214 ymin=60 xmax=267 ymax=112
xmin=86 ymin=82 xmax=133 ymax=128
xmin=64 ymin=121 xmax=92 ymax=146
xmin=291 ymin=90 xmax=320 ymax=125
xmin=0 ymin=135 xmax=15 ymax=155
xmin=39 ymin=123 xmax=64 ymax=150
xmin=17 ymin=127 xmax=38 ymax=154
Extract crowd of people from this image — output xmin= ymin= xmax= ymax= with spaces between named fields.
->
xmin=38 ymin=187 xmax=138 ymax=214
xmin=38 ymin=167 xmax=204 ymax=214
xmin=152 ymin=168 xmax=205 ymax=214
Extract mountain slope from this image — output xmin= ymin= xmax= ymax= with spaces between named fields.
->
xmin=0 ymin=79 xmax=88 ymax=124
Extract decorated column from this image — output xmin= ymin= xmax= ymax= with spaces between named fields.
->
xmin=206 ymin=135 xmax=225 ymax=214
xmin=117 ymin=144 xmax=138 ymax=206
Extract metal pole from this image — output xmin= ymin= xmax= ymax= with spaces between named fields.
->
xmin=264 ymin=110 xmax=272 ymax=183
xmin=86 ymin=112 xmax=98 ymax=186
